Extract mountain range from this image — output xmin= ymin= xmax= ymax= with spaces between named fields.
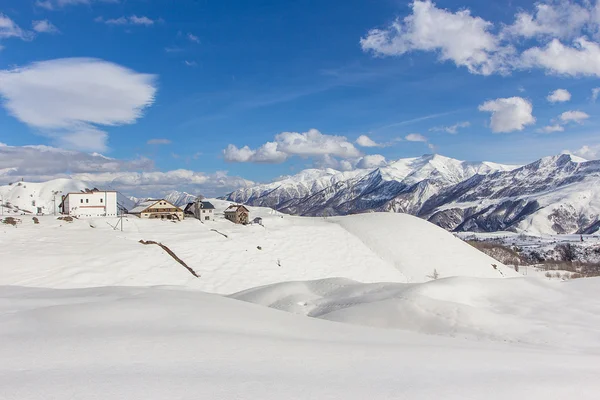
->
xmin=225 ymin=154 xmax=600 ymax=235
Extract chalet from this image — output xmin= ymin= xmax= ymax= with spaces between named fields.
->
xmin=224 ymin=204 xmax=250 ymax=224
xmin=60 ymin=190 xmax=118 ymax=218
xmin=129 ymin=199 xmax=184 ymax=220
xmin=184 ymin=200 xmax=215 ymax=221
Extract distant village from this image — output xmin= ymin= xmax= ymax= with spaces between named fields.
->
xmin=58 ymin=188 xmax=256 ymax=225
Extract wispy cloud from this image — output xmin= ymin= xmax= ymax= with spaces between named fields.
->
xmin=96 ymin=15 xmax=159 ymax=26
xmin=430 ymin=121 xmax=470 ymax=134
xmin=0 ymin=13 xmax=34 ymax=41
xmin=184 ymin=60 xmax=197 ymax=67
xmin=32 ymin=20 xmax=60 ymax=34
xmin=372 ymin=109 xmax=464 ymax=132
xmin=187 ymin=33 xmax=200 ymax=43
xmin=147 ymin=139 xmax=171 ymax=145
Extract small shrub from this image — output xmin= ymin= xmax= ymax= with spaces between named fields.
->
xmin=2 ymin=217 xmax=20 ymax=226
xmin=32 ymin=217 xmax=39 ymax=224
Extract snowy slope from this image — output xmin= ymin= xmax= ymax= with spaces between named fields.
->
xmin=0 ymin=204 xmax=516 ymax=292
xmin=3 ymin=284 xmax=600 ymax=399
xmin=331 ymin=213 xmax=518 ymax=281
xmin=0 ymin=178 xmax=91 ymax=215
xmin=0 ymin=179 xmax=135 ymax=215
xmin=231 ymin=276 xmax=600 ymax=346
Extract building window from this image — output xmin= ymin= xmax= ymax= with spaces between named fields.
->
xmin=80 ymin=199 xmax=83 ymax=203
xmin=86 ymin=199 xmax=89 ymax=203
xmin=205 ymin=216 xmax=209 ymax=220
xmin=203 ymin=210 xmax=206 ymax=213
xmin=100 ymin=198 xmax=103 ymax=203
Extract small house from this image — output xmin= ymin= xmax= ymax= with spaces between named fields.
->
xmin=224 ymin=204 xmax=249 ymax=224
xmin=184 ymin=200 xmax=215 ymax=221
xmin=60 ymin=190 xmax=118 ymax=218
xmin=129 ymin=199 xmax=184 ymax=220
xmin=252 ymin=217 xmax=263 ymax=225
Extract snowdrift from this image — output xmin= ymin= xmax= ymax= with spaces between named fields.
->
xmin=2 ymin=284 xmax=600 ymax=399
xmin=331 ymin=213 xmax=519 ymax=281
xmin=231 ymin=276 xmax=600 ymax=347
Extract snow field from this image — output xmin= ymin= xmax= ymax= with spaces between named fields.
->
xmin=1 ymin=285 xmax=600 ymax=400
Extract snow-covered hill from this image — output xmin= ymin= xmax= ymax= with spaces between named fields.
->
xmin=0 ymin=179 xmax=135 ymax=215
xmin=0 ymin=178 xmax=92 ymax=215
xmin=0 ymin=204 xmax=516 ymax=292
xmin=227 ymin=153 xmax=600 ymax=235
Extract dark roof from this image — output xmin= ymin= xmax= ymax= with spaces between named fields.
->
xmin=184 ymin=202 xmax=195 ymax=212
xmin=200 ymin=201 xmax=215 ymax=209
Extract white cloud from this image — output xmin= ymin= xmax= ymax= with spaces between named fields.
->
xmin=355 ymin=154 xmax=388 ymax=169
xmin=430 ymin=121 xmax=470 ymax=134
xmin=224 ymin=129 xmax=361 ymax=164
xmin=356 ymin=135 xmax=382 ymax=147
xmin=0 ymin=144 xmax=152 ymax=176
xmin=592 ymin=87 xmax=600 ymax=102
xmin=188 ymin=33 xmax=200 ymax=43
xmin=478 ymin=97 xmax=536 ymax=133
xmin=361 ymin=1 xmax=600 ymax=76
xmin=560 ymin=110 xmax=590 ymax=123
xmin=570 ymin=144 xmax=600 ymax=160
xmin=0 ymin=13 xmax=34 ymax=41
xmin=184 ymin=60 xmax=197 ymax=67
xmin=405 ymin=133 xmax=428 ymax=142
xmin=36 ymin=0 xmax=119 ymax=9
xmin=547 ymin=88 xmax=571 ymax=103
xmin=32 ymin=20 xmax=60 ymax=34
xmin=0 ymin=144 xmax=250 ymax=197
xmin=0 ymin=58 xmax=157 ymax=152
xmin=130 ymin=16 xmax=155 ymax=26
xmin=502 ymin=1 xmax=591 ymax=40
xmin=360 ymin=0 xmax=510 ymax=75
xmin=147 ymin=139 xmax=171 ymax=145
xmin=537 ymin=124 xmax=565 ymax=133
xmin=96 ymin=16 xmax=157 ymax=26
xmin=520 ymin=37 xmax=600 ymax=77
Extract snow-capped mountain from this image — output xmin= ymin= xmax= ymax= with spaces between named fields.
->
xmin=227 ymin=154 xmax=518 ymax=217
xmin=421 ymin=154 xmax=600 ymax=235
xmin=130 ymin=191 xmax=200 ymax=207
xmin=227 ymin=153 xmax=600 ymax=234
xmin=163 ymin=191 xmax=199 ymax=207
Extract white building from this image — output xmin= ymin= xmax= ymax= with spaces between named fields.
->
xmin=184 ymin=200 xmax=215 ymax=221
xmin=60 ymin=190 xmax=118 ymax=217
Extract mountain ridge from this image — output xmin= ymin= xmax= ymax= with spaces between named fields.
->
xmin=226 ymin=153 xmax=600 ymax=235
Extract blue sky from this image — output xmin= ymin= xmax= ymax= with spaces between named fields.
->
xmin=0 ymin=0 xmax=599 ymax=195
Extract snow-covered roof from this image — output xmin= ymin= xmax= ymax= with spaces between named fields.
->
xmin=129 ymin=200 xmax=159 ymax=214
xmin=225 ymin=205 xmax=249 ymax=213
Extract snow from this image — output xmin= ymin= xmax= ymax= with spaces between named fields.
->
xmin=2 ymin=283 xmax=600 ymax=399
xmin=231 ymin=276 xmax=600 ymax=349
xmin=3 ymin=193 xmax=600 ymax=398
xmin=331 ymin=213 xmax=519 ymax=281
